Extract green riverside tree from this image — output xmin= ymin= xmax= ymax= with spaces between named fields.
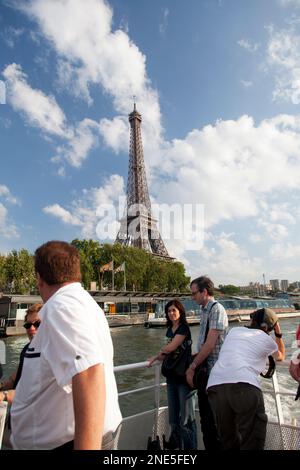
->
xmin=71 ymin=239 xmax=190 ymax=292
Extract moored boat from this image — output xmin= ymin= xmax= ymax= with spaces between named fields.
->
xmin=144 ymin=297 xmax=300 ymax=327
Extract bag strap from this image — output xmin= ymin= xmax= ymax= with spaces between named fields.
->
xmin=260 ymin=355 xmax=276 ymax=379
xmin=204 ymin=301 xmax=218 ymax=342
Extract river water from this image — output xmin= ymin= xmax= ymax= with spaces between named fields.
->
xmin=1 ymin=318 xmax=300 ymax=424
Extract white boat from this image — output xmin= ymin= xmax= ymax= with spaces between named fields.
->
xmin=1 ymin=360 xmax=299 ymax=450
xmin=144 ymin=297 xmax=300 ymax=328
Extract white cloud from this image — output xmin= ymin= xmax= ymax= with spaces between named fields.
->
xmin=43 ymin=175 xmax=125 ymax=239
xmin=269 ymin=206 xmax=296 ymax=225
xmin=159 ymin=8 xmax=169 ymax=35
xmin=241 ymin=80 xmax=253 ymax=88
xmin=258 ymin=220 xmax=289 ymax=241
xmin=0 ymin=185 xmax=19 ymax=205
xmin=16 ymin=0 xmax=163 ymax=152
xmin=3 ymin=63 xmax=70 ymax=138
xmin=0 ymin=117 xmax=12 ymax=129
xmin=147 ymin=113 xmax=300 ymax=282
xmin=3 ymin=63 xmax=102 ymax=168
xmin=267 ymin=26 xmax=300 ymax=103
xmin=3 ymin=27 xmax=24 ymax=48
xmin=99 ymin=116 xmax=128 ymax=153
xmin=43 ymin=204 xmax=82 ymax=226
xmin=238 ymin=38 xmax=259 ymax=53
xmin=181 ymin=234 xmax=263 ymax=286
xmin=54 ymin=118 xmax=101 ymax=168
xmin=279 ymin=0 xmax=300 ymax=7
xmin=0 ymin=203 xmax=19 ymax=239
xmin=57 ymin=166 xmax=66 ymax=178
xmin=270 ymin=242 xmax=300 ymax=260
xmin=0 ymin=185 xmax=20 ymax=239
xmin=5 ymin=0 xmax=163 ymax=164
xmin=152 ymin=114 xmax=300 ymax=229
xmin=255 ymin=202 xmax=297 ymax=242
xmin=249 ymin=234 xmax=262 ymax=243
xmin=3 ymin=64 xmax=68 ymax=137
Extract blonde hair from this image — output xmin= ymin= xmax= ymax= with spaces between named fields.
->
xmin=25 ymin=303 xmax=43 ymax=321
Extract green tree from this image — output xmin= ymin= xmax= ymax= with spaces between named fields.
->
xmin=71 ymin=239 xmax=103 ymax=289
xmin=67 ymin=239 xmax=191 ymax=293
xmin=218 ymin=284 xmax=241 ymax=296
xmin=0 ymin=254 xmax=6 ymax=291
xmin=4 ymin=249 xmax=35 ymax=294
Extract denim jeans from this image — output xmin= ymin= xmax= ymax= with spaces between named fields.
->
xmin=167 ymin=381 xmax=198 ymax=449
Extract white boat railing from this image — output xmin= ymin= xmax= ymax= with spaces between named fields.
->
xmin=0 ymin=403 xmax=7 ymax=449
xmin=1 ymin=360 xmax=299 ymax=450
xmin=114 ymin=359 xmax=300 ymax=450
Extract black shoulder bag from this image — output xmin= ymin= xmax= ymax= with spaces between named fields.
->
xmin=161 ymin=339 xmax=192 ymax=381
xmin=192 ymin=301 xmax=217 ymax=389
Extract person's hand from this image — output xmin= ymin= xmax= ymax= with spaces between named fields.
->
xmin=147 ymin=356 xmax=158 ymax=367
xmin=274 ymin=322 xmax=282 ymax=335
xmin=186 ymin=367 xmax=195 ymax=388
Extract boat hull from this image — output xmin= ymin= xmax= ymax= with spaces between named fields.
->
xmin=144 ymin=308 xmax=300 ymax=328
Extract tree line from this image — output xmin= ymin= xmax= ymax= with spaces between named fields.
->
xmin=0 ymin=240 xmax=190 ymax=294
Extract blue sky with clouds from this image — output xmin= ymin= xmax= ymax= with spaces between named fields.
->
xmin=1 ymin=0 xmax=300 ymax=285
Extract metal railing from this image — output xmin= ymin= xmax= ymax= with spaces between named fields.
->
xmin=114 ymin=360 xmax=300 ymax=450
xmin=0 ymin=403 xmax=7 ymax=448
xmin=1 ymin=360 xmax=299 ymax=450
xmin=260 ymin=360 xmax=299 ymax=449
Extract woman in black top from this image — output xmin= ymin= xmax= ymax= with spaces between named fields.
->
xmin=148 ymin=300 xmax=197 ymax=449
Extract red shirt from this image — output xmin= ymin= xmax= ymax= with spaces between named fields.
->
xmin=296 ymin=324 xmax=300 ymax=343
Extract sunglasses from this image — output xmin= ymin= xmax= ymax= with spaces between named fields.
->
xmin=23 ymin=321 xmax=41 ymax=330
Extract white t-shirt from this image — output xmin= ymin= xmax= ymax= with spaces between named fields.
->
xmin=11 ymin=282 xmax=122 ymax=449
xmin=207 ymin=327 xmax=278 ymax=390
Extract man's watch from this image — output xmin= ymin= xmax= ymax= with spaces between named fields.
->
xmin=275 ymin=332 xmax=283 ymax=339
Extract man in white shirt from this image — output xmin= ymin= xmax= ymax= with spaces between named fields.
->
xmin=10 ymin=240 xmax=122 ymax=450
xmin=207 ymin=308 xmax=285 ymax=450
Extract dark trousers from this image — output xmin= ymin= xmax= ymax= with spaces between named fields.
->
xmin=197 ymin=375 xmax=221 ymax=450
xmin=208 ymin=383 xmax=267 ymax=450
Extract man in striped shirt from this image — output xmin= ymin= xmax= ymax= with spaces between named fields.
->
xmin=186 ymin=276 xmax=228 ymax=450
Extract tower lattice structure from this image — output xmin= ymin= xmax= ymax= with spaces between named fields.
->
xmin=116 ymin=104 xmax=171 ymax=259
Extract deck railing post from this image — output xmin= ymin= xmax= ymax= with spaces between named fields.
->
xmin=0 ymin=402 xmax=7 ymax=450
xmin=272 ymin=370 xmax=286 ymax=449
xmin=153 ymin=364 xmax=161 ymax=440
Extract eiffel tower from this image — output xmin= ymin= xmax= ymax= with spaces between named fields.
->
xmin=115 ymin=103 xmax=172 ymax=259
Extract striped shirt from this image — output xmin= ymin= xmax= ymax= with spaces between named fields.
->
xmin=196 ymin=298 xmax=228 ymax=372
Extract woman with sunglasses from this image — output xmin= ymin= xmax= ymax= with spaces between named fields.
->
xmin=0 ymin=303 xmax=42 ymax=406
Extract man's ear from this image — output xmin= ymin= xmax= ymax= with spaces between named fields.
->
xmin=36 ymin=272 xmax=43 ymax=288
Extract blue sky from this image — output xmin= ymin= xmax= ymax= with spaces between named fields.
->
xmin=1 ymin=0 xmax=300 ymax=285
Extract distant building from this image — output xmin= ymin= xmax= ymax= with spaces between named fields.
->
xmin=291 ymin=281 xmax=300 ymax=290
xmin=280 ymin=280 xmax=289 ymax=292
xmin=270 ymin=279 xmax=280 ymax=291
xmin=239 ymin=282 xmax=267 ymax=296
